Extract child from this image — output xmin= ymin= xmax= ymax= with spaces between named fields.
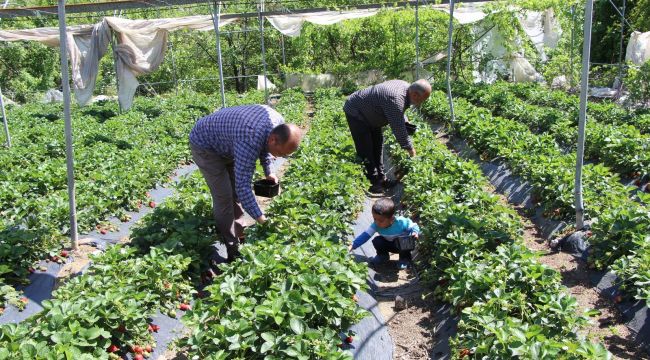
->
xmin=348 ymin=198 xmax=420 ymax=269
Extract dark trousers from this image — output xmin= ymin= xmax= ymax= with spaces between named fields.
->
xmin=372 ymin=236 xmax=412 ymax=262
xmin=345 ymin=113 xmax=384 ymax=184
xmin=190 ymin=143 xmax=244 ymax=259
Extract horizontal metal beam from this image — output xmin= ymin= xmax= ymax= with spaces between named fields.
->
xmin=0 ymin=0 xmax=490 ymax=19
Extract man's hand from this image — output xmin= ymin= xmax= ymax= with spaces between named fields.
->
xmin=266 ymin=173 xmax=279 ymax=184
xmin=407 ymin=148 xmax=416 ymax=157
xmin=256 ymin=215 xmax=267 ymax=224
xmin=411 ymin=232 xmax=419 ymax=239
xmin=348 ymin=244 xmax=353 ymax=252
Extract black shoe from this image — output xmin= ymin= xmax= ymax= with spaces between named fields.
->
xmin=368 ymin=183 xmax=384 ymax=193
xmin=382 ymin=178 xmax=399 ymax=189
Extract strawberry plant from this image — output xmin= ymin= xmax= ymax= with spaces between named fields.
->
xmin=385 ymin=110 xmax=609 ymax=358
xmin=182 ymin=89 xmax=368 ymax=359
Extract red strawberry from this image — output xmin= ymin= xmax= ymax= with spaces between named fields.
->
xmin=459 ymin=348 xmax=471 ymax=357
xmin=151 ymin=324 xmax=160 ymax=332
xmin=585 ymin=230 xmax=593 ymax=237
xmin=20 ymin=297 xmax=28 ymax=304
xmin=344 ymin=336 xmax=353 ymax=344
xmin=179 ymin=303 xmax=191 ymax=311
xmin=145 ymin=345 xmax=152 ymax=353
xmin=107 ymin=344 xmax=119 ymax=353
xmin=132 ymin=345 xmax=143 ymax=354
xmin=149 ymin=201 xmax=156 ymax=208
xmin=100 ymin=229 xmax=108 ymax=235
xmin=147 ymin=324 xmax=154 ymax=332
xmin=60 ymin=250 xmax=68 ymax=258
xmin=134 ymin=355 xmax=144 ymax=360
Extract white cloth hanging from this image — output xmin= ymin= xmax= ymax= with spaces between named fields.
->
xmin=626 ymin=31 xmax=650 ymax=65
xmin=266 ymin=9 xmax=379 ymax=37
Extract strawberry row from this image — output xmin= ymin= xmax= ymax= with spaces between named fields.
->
xmin=180 ymin=88 xmax=369 ymax=359
xmin=450 ymin=82 xmax=650 ymax=179
xmin=498 ymin=81 xmax=650 ymax=134
xmin=0 ymin=89 xmax=299 ymax=359
xmin=386 ymin=112 xmax=609 ymax=358
xmin=422 ymin=91 xmax=650 ymax=306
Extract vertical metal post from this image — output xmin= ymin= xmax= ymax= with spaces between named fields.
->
xmin=570 ymin=5 xmax=575 ymax=88
xmin=57 ymin=0 xmax=78 ymax=250
xmin=109 ymin=28 xmax=122 ymax=113
xmin=617 ymin=0 xmax=626 ymax=82
xmin=575 ymin=0 xmax=594 ymax=230
xmin=446 ymin=0 xmax=456 ymax=124
xmin=259 ymin=0 xmax=269 ymax=103
xmin=280 ymin=34 xmax=286 ymax=67
xmin=168 ymin=39 xmax=178 ymax=96
xmin=211 ymin=0 xmax=226 ymax=108
xmin=0 ymin=86 xmax=9 ymax=147
xmin=415 ymin=0 xmax=420 ymax=79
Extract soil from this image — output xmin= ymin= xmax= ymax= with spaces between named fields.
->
xmin=515 ymin=211 xmax=646 ymax=359
xmin=54 ymin=239 xmax=103 ymax=291
xmin=374 ymin=256 xmax=440 ymax=360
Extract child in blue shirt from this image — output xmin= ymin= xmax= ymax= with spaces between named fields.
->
xmin=348 ymin=198 xmax=420 ymax=269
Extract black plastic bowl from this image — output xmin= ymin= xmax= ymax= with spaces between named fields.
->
xmin=254 ymin=179 xmax=280 ymax=198
xmin=405 ymin=122 xmax=417 ymax=135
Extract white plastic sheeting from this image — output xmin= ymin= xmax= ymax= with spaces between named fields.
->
xmin=257 ymin=75 xmax=277 ymax=91
xmin=0 ymin=15 xmax=237 ymax=109
xmin=437 ymin=1 xmax=488 ymax=24
xmin=626 ymin=31 xmax=650 ymax=65
xmin=511 ymin=55 xmax=543 ymax=83
xmin=266 ymin=9 xmax=379 ymax=37
xmin=518 ymin=9 xmax=562 ymax=61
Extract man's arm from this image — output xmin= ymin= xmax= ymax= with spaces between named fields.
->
xmin=382 ymin=96 xmax=414 ymax=152
xmin=234 ymin=141 xmax=264 ymax=222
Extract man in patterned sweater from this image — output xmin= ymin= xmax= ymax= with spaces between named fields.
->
xmin=189 ymin=105 xmax=302 ymax=261
xmin=343 ymin=79 xmax=431 ymax=193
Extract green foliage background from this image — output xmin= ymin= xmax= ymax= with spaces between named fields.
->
xmin=0 ymin=0 xmax=648 ymax=102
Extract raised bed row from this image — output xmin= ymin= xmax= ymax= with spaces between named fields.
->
xmin=448 ymin=82 xmax=650 ymax=180
xmin=179 ymin=89 xmax=370 ymax=359
xmin=493 ymin=81 xmax=650 ymax=134
xmin=0 ymin=89 xmax=307 ymax=359
xmin=422 ymin=91 xmax=650 ymax=308
xmin=386 ymin=111 xmax=609 ymax=358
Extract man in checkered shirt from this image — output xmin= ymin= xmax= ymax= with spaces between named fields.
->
xmin=344 ymin=79 xmax=431 ymax=193
xmin=189 ymin=104 xmax=302 ymax=261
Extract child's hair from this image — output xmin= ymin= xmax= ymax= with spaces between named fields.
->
xmin=372 ymin=198 xmax=395 ymax=218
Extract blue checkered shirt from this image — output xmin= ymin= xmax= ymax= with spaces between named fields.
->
xmin=343 ymin=79 xmax=413 ymax=150
xmin=189 ymin=105 xmax=284 ymax=219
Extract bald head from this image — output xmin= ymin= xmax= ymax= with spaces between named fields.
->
xmin=268 ymin=123 xmax=302 ymax=157
xmin=408 ymin=79 xmax=432 ymax=106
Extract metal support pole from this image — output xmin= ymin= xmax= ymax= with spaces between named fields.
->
xmin=168 ymin=39 xmax=178 ymax=96
xmin=617 ymin=0 xmax=626 ymax=82
xmin=280 ymin=34 xmax=286 ymax=67
xmin=446 ymin=0 xmax=456 ymax=124
xmin=109 ymin=30 xmax=122 ymax=113
xmin=415 ymin=0 xmax=420 ymax=79
xmin=570 ymin=5 xmax=575 ymax=88
xmin=575 ymin=0 xmax=594 ymax=230
xmin=259 ymin=0 xmax=269 ymax=103
xmin=0 ymin=86 xmax=9 ymax=147
xmin=211 ymin=0 xmax=226 ymax=108
xmin=57 ymin=0 xmax=78 ymax=250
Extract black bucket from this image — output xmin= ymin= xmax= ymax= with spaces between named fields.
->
xmin=405 ymin=122 xmax=417 ymax=135
xmin=254 ymin=179 xmax=280 ymax=198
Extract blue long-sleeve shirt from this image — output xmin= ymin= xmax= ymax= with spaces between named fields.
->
xmin=351 ymin=216 xmax=420 ymax=250
xmin=189 ymin=105 xmax=284 ymax=219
